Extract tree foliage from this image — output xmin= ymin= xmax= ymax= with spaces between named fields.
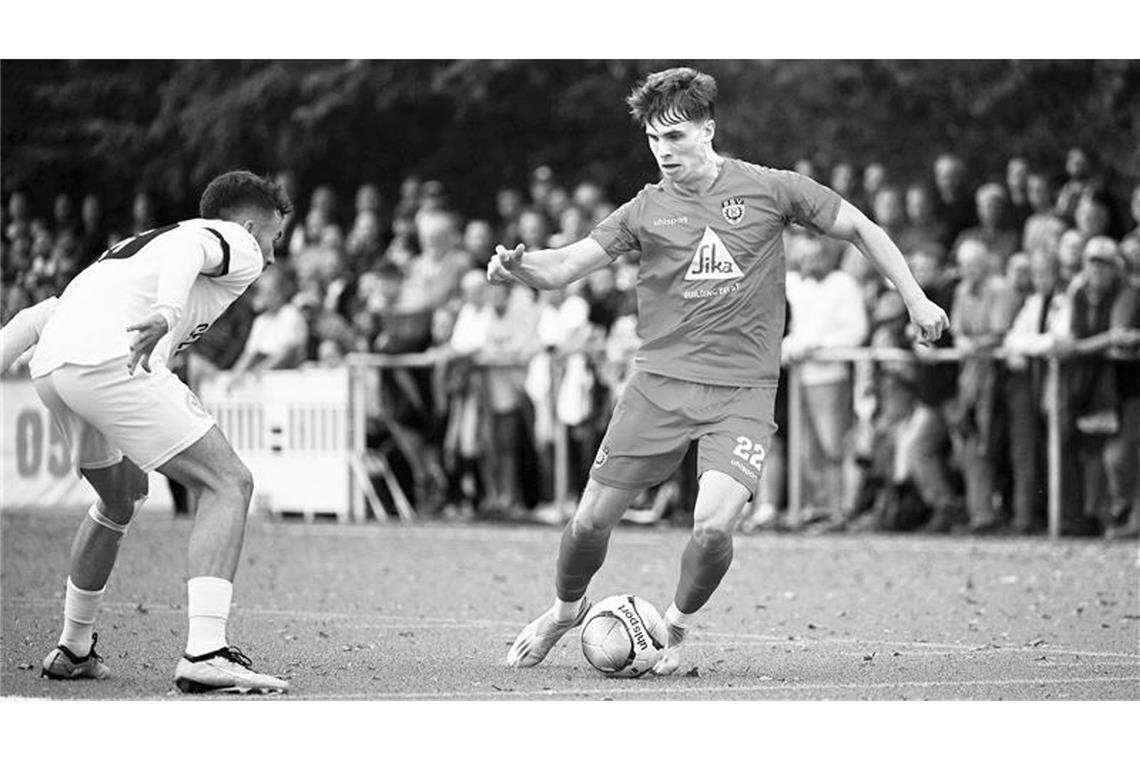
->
xmin=3 ymin=59 xmax=1137 ymax=220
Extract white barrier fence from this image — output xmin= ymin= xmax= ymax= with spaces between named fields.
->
xmin=197 ymin=367 xmax=356 ymax=520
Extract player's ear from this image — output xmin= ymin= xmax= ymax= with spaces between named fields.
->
xmin=242 ymin=220 xmax=256 ymax=234
xmin=703 ymin=118 xmax=716 ymax=144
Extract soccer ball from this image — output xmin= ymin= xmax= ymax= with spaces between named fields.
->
xmin=579 ymin=594 xmax=667 ymax=678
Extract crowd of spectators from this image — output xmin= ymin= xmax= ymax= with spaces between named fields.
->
xmin=3 ymin=145 xmax=1139 ymax=538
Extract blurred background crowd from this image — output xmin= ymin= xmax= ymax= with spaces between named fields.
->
xmin=4 ymin=143 xmax=1139 ymax=539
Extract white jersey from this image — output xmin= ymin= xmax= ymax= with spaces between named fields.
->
xmin=30 ymin=219 xmax=263 ymax=378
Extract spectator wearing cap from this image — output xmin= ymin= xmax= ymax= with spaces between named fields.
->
xmin=953 ymin=183 xmax=1020 ymax=274
xmin=1057 ymin=236 xmax=1135 ymax=534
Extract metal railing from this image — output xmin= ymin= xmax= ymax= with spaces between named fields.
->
xmin=347 ymin=346 xmax=1104 ymax=539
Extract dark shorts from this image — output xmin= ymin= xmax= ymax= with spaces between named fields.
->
xmin=589 ymin=372 xmax=777 ymax=499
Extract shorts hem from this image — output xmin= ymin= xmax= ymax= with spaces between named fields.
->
xmin=137 ymin=420 xmax=214 ymax=473
xmin=76 ymin=452 xmax=125 ymax=475
xmin=588 ymin=472 xmax=666 ymax=493
xmin=700 ymin=467 xmax=759 ymax=501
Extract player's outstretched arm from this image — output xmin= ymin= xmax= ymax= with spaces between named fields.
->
xmin=826 ymin=200 xmax=949 ymax=344
xmin=487 ymin=238 xmax=613 ymax=290
xmin=0 ymin=296 xmax=57 ymax=373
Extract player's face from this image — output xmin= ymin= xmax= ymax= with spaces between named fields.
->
xmin=247 ymin=210 xmax=286 ymax=269
xmin=644 ymin=117 xmax=714 ymax=185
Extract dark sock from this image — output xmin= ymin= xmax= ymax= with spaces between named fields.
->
xmin=554 ymin=521 xmax=611 ymax=603
xmin=674 ymin=531 xmax=734 ymax=614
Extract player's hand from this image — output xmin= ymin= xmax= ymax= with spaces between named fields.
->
xmin=126 ymin=312 xmax=170 ymax=374
xmin=907 ymin=296 xmax=950 ymax=346
xmin=487 ymin=244 xmax=524 ymax=284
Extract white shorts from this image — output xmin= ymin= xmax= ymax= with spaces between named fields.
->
xmin=32 ymin=360 xmax=215 ymax=473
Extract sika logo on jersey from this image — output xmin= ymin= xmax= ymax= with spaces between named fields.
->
xmin=684 ymin=227 xmax=744 ymax=281
xmin=721 ymin=197 xmax=746 ymax=225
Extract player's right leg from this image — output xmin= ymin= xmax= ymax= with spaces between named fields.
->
xmin=158 ymin=428 xmax=288 ymax=694
xmin=505 ymin=478 xmax=639 ymax=668
xmin=507 ymin=372 xmax=689 ymax=668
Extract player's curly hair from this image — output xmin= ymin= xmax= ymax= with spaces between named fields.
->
xmin=199 ymin=170 xmax=293 ymax=220
xmin=626 ymin=67 xmax=717 ymax=127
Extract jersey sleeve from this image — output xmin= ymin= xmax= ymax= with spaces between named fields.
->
xmin=774 ymin=170 xmax=842 ymax=235
xmin=588 ymin=194 xmax=643 ymax=261
xmin=205 ymin=222 xmax=264 ymax=283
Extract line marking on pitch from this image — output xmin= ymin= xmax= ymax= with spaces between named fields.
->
xmin=7 ymin=596 xmax=1137 ymax=659
xmin=286 ymin=675 xmax=1140 ymax=700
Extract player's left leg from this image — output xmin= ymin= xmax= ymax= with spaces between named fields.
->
xmin=42 ymin=458 xmax=148 ymax=681
xmin=33 ymin=370 xmax=143 ymax=680
xmin=654 ymin=382 xmax=774 ymax=675
xmin=654 ymin=470 xmax=751 ymax=675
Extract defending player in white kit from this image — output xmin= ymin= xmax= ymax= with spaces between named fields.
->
xmin=25 ymin=170 xmax=293 ymax=694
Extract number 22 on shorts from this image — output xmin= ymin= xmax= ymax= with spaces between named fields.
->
xmin=732 ymin=435 xmax=766 ymax=471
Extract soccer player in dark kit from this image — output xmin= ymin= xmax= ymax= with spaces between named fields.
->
xmin=489 ymin=67 xmax=949 ymax=674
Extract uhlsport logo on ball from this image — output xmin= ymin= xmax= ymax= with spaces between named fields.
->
xmin=579 ymin=594 xmax=666 ymax=678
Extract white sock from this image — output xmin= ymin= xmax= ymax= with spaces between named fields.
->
xmin=665 ymin=603 xmax=693 ymax=630
xmin=186 ymin=577 xmax=232 ymax=657
xmin=60 ymin=578 xmax=104 ymax=657
xmin=551 ymin=597 xmax=584 ymax=623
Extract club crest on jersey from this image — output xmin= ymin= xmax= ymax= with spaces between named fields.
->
xmin=684 ymin=227 xmax=744 ymax=281
xmin=721 ymin=197 xmax=746 ymax=225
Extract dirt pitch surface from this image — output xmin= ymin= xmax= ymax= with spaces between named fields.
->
xmin=2 ymin=509 xmax=1137 ymax=700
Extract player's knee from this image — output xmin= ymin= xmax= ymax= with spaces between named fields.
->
xmin=89 ymin=496 xmax=142 ymax=534
xmin=691 ymin=520 xmax=733 ymax=550
xmin=570 ymin=511 xmax=611 ymax=539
